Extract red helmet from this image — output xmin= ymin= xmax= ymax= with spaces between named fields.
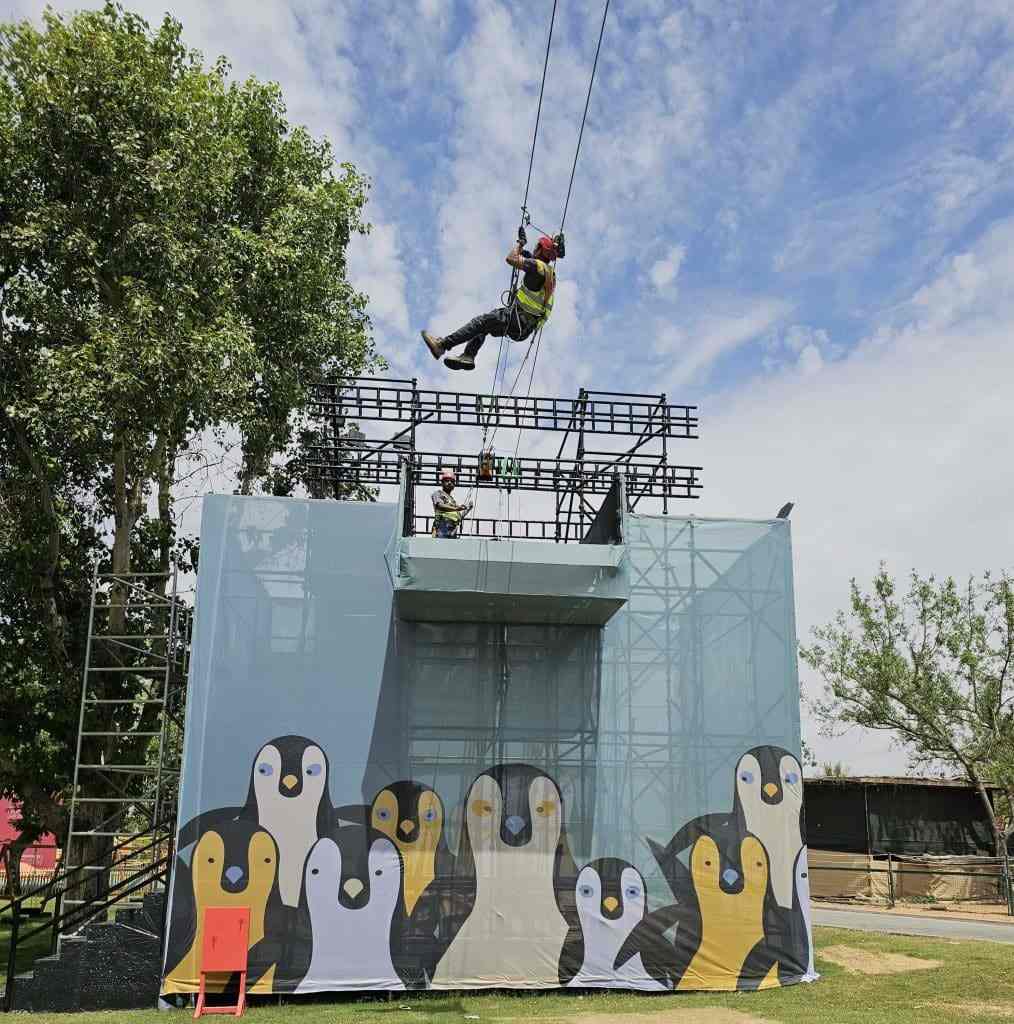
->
xmin=534 ymin=235 xmax=558 ymax=261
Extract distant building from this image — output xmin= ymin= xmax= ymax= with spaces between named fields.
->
xmin=0 ymin=798 xmax=58 ymax=870
xmin=803 ymin=776 xmax=1003 ymax=856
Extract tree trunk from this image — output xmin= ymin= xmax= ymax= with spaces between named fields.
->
xmin=971 ymin=775 xmax=1004 ymax=857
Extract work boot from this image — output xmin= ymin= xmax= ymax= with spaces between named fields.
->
xmin=421 ymin=331 xmax=445 ymax=360
xmin=444 ymin=353 xmax=476 ymax=371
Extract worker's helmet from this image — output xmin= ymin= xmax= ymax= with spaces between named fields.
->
xmin=535 ymin=235 xmax=558 ymax=261
xmin=439 ymin=467 xmax=456 ymax=482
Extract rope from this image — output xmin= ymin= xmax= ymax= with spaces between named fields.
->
xmin=559 ymin=0 xmax=611 ymax=233
xmin=522 ymin=0 xmax=559 ymax=217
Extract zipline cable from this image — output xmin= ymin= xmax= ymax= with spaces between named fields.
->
xmin=523 ymin=0 xmax=559 ymax=217
xmin=559 ymin=0 xmax=611 ymax=233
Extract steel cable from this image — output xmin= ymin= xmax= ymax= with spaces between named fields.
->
xmin=559 ymin=0 xmax=611 ymax=233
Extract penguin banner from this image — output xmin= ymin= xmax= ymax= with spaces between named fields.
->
xmin=162 ymin=745 xmax=816 ymax=995
xmin=167 ymin=498 xmax=810 ymax=997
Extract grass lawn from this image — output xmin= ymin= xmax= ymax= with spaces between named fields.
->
xmin=9 ymin=925 xmax=1014 ymax=1024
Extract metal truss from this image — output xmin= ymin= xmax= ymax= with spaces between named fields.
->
xmin=312 ymin=378 xmax=699 ymax=437
xmin=307 ymin=377 xmax=702 ymax=541
xmin=597 ymin=517 xmax=800 ymax=870
xmin=62 ymin=565 xmax=191 ymax=918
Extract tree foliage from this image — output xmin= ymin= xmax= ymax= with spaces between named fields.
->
xmin=0 ymin=3 xmax=381 ymax=844
xmin=801 ymin=567 xmax=1014 ymax=854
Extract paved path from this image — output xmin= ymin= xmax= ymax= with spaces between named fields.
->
xmin=813 ymin=905 xmax=1014 ymax=944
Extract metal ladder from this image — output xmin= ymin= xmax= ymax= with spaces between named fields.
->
xmin=60 ymin=565 xmax=191 ymax=931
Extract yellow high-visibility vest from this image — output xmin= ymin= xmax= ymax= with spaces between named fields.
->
xmin=516 ymin=260 xmax=555 ymax=322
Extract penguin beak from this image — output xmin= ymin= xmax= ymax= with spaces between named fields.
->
xmin=399 ymin=819 xmax=416 ymax=837
xmin=282 ymin=774 xmax=298 ymax=791
xmin=602 ymin=896 xmax=619 ymax=913
xmin=343 ymin=878 xmax=364 ymax=899
xmin=763 ymin=782 xmax=780 ymax=799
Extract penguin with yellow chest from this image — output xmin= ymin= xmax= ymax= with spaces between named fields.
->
xmin=161 ymin=820 xmax=282 ymax=995
xmin=369 ymin=781 xmax=452 ymax=916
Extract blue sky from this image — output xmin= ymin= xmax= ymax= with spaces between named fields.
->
xmin=13 ymin=0 xmax=1014 ymax=772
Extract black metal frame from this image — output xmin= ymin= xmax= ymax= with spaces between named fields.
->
xmin=308 ymin=378 xmax=702 ymax=542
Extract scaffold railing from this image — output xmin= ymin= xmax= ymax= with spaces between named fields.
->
xmin=312 ymin=378 xmax=698 ymax=438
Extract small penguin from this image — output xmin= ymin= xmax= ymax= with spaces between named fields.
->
xmin=162 ymin=820 xmax=281 ymax=995
xmin=369 ymin=781 xmax=452 ymax=915
xmin=295 ymin=827 xmax=407 ymax=992
xmin=431 ymin=763 xmax=577 ymax=989
xmin=177 ymin=736 xmax=336 ymax=908
xmin=560 ymin=859 xmax=670 ymax=991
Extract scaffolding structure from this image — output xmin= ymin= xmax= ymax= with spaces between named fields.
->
xmin=307 ymin=378 xmax=702 ymax=541
xmin=62 ymin=566 xmax=192 ymax=922
xmin=596 ymin=516 xmax=799 ymax=869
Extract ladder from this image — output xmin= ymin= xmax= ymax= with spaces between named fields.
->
xmin=61 ymin=565 xmax=192 ymax=930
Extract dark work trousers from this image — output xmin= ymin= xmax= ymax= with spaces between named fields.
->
xmin=442 ymin=304 xmax=540 ymax=358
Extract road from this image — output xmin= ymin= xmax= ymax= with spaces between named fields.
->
xmin=813 ymin=905 xmax=1014 ymax=944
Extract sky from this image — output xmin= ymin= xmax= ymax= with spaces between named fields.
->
xmin=10 ymin=0 xmax=1014 ymax=774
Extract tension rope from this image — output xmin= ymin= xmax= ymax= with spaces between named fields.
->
xmin=470 ymin=0 xmax=611 ymax=526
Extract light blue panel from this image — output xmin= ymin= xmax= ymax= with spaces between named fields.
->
xmin=596 ymin=514 xmax=801 ymax=896
xmin=177 ymin=495 xmax=400 ymax=826
xmin=169 ymin=499 xmax=807 ymax=995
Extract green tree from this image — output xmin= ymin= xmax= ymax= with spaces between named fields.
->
xmin=801 ymin=568 xmax=1014 ymax=856
xmin=0 ymin=3 xmax=380 ymax=847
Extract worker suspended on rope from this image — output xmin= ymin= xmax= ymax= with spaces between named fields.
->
xmin=421 ymin=228 xmax=561 ymax=372
xmin=431 ymin=467 xmax=473 ymax=538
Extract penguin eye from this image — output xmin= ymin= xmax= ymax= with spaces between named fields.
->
xmin=376 ymin=808 xmax=391 ymax=822
xmin=422 ymin=808 xmax=437 ymax=823
xmin=471 ymin=800 xmax=493 ymax=817
xmin=535 ymin=801 xmax=556 ymax=816
xmin=784 ymin=771 xmax=799 ymax=785
xmin=625 ymin=886 xmax=641 ymax=899
xmin=739 ymin=770 xmax=755 ymax=784
xmin=257 ymin=763 xmax=273 ymax=776
xmin=306 ymin=763 xmax=322 ymax=777
xmin=578 ymin=884 xmax=594 ymax=898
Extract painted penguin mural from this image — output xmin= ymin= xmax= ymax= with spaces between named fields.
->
xmin=677 ymin=834 xmax=775 ymax=992
xmin=431 ymin=764 xmax=577 ymax=989
xmin=560 ymin=859 xmax=670 ymax=991
xmin=735 ymin=748 xmax=804 ymax=911
xmin=649 ymin=745 xmax=810 ymax=989
xmin=162 ymin=821 xmax=281 ymax=994
xmin=369 ymin=781 xmax=452 ymax=916
xmin=176 ymin=736 xmax=336 ymax=908
xmin=295 ymin=828 xmax=407 ymax=992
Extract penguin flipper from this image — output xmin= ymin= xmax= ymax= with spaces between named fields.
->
xmin=614 ymin=902 xmax=685 ymax=985
xmin=738 ymin=938 xmax=777 ymax=992
xmin=333 ymin=803 xmax=370 ymax=827
xmin=176 ymin=806 xmax=248 ymax=851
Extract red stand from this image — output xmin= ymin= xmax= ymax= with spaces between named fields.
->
xmin=193 ymin=906 xmax=250 ymax=1019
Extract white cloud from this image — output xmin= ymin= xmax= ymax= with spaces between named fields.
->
xmin=349 ymin=222 xmax=410 ymax=336
xmin=695 ymin=215 xmax=1014 ymax=771
xmin=649 ymin=245 xmax=687 ymax=290
xmin=658 ymin=298 xmax=792 ymax=388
